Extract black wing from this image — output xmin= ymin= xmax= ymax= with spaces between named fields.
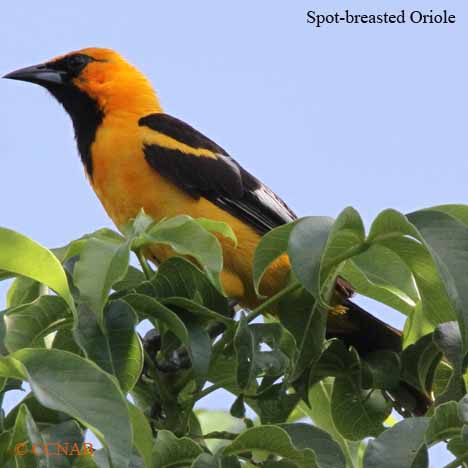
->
xmin=139 ymin=113 xmax=296 ymax=234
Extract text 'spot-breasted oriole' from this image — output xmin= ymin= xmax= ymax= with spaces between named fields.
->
xmin=4 ymin=48 xmax=430 ymax=414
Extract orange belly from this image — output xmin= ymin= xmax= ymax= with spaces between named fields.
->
xmin=89 ymin=115 xmax=290 ymax=308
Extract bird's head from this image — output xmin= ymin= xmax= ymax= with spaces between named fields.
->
xmin=4 ymin=48 xmax=161 ymax=118
xmin=4 ymin=48 xmax=162 ymax=176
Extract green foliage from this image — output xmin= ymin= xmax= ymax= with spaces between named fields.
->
xmin=0 ymin=207 xmax=467 ymax=467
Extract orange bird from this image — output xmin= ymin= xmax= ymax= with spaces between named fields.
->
xmin=4 ymin=48 xmax=429 ymax=413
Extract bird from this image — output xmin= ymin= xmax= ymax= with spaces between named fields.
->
xmin=3 ymin=48 xmax=430 ymax=414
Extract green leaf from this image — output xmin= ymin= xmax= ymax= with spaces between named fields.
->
xmin=287 ymin=216 xmax=335 ymax=297
xmin=191 ymin=453 xmax=218 ymax=468
xmin=363 ymin=417 xmax=430 ymax=468
xmin=128 ymin=402 xmax=153 ymax=468
xmin=221 ymin=457 xmax=242 ymax=468
xmin=253 ymin=222 xmax=297 ymax=296
xmin=407 ymin=209 xmax=468 ymax=353
xmin=400 ymin=333 xmax=441 ymax=395
xmin=367 ymin=209 xmax=421 ymax=243
xmin=433 ymin=322 xmax=466 ymax=404
xmin=234 ymin=321 xmax=291 ymax=393
xmin=278 ymin=289 xmax=326 ymax=380
xmin=0 ymin=270 xmax=14 ymax=282
xmin=40 ymin=420 xmax=86 ymax=467
xmin=0 ymin=355 xmax=29 ymax=381
xmin=257 ymin=385 xmax=300 ymax=424
xmin=6 ymin=276 xmax=41 ymax=308
xmin=125 ymin=294 xmax=209 ymax=381
xmin=4 ymin=392 xmax=71 ymax=429
xmin=290 ymin=208 xmax=366 ymax=298
xmin=192 ymin=453 xmax=241 ymax=468
xmin=152 ymin=430 xmax=202 ymax=468
xmin=311 ymin=343 xmax=393 ymax=440
xmin=304 ymin=381 xmax=361 ymax=468
xmin=143 ymin=257 xmax=229 ymax=315
xmin=162 ymin=297 xmax=233 ymax=326
xmin=0 ymin=431 xmax=12 ymax=467
xmin=331 ymin=376 xmax=392 ymax=441
xmin=52 ymin=239 xmax=88 ymax=264
xmin=459 ymin=394 xmax=468 ymax=435
xmin=53 ymin=327 xmax=83 ymax=355
xmin=403 ymin=302 xmax=436 ymax=350
xmin=134 ymin=215 xmax=224 ymax=290
xmin=447 ymin=436 xmax=468 ymax=460
xmin=74 ymin=300 xmax=143 ymax=393
xmin=52 ymin=228 xmax=125 ymax=264
xmin=122 ymin=210 xmax=155 ymax=237
xmin=428 ymin=204 xmax=468 ymax=226
xmin=9 ymin=349 xmax=132 ymax=468
xmin=73 ymin=237 xmax=131 ymax=321
xmin=432 ymin=361 xmax=453 ymax=399
xmin=193 ymin=454 xmax=242 ymax=468
xmin=352 ymin=244 xmax=417 ymax=302
xmin=342 ymin=245 xmax=417 ymax=316
xmin=280 ymin=423 xmax=346 ymax=468
xmin=383 ymin=236 xmax=456 ymax=343
xmin=222 ymin=425 xmax=318 ymax=467
xmin=234 ymin=316 xmax=255 ymax=390
xmin=230 ymin=395 xmax=246 ymax=419
xmin=0 ymin=228 xmax=75 ymax=313
xmin=434 ymin=322 xmax=464 ymax=371
xmin=388 ymin=236 xmax=456 ymax=327
xmin=185 ymin=315 xmax=212 ymax=384
xmin=124 ymin=294 xmax=189 ymax=347
xmin=64 ymin=450 xmax=98 ymax=468
xmin=365 ymin=209 xmax=458 ymax=337
xmin=361 ymin=351 xmax=401 ymax=390
xmin=113 ymin=266 xmax=146 ymax=292
xmin=425 ymin=401 xmax=462 ymax=445
xmin=312 ymin=340 xmax=361 ymax=380
xmin=8 ymin=404 xmax=40 ymax=468
xmin=319 ymin=207 xmax=366 ymax=282
xmin=207 ymin=350 xmax=258 ymax=402
xmin=196 ymin=410 xmax=244 ymax=453
xmin=261 ymin=462 xmax=297 ymax=468
xmin=314 ymin=342 xmax=401 ymax=391
xmin=3 ymin=296 xmax=71 ymax=353
xmin=250 ymin=323 xmax=290 ymax=378
xmin=195 ymin=218 xmax=238 ymax=247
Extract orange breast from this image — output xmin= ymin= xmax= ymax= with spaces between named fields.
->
xmin=89 ymin=114 xmax=290 ymax=308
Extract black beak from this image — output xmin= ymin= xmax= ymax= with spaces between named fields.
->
xmin=3 ymin=63 xmax=66 ymax=86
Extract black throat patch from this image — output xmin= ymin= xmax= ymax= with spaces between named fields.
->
xmin=47 ymin=83 xmax=103 ymax=177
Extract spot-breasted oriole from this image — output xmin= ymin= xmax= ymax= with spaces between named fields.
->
xmin=4 ymin=48 xmax=430 ymax=414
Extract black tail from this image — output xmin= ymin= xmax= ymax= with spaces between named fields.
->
xmin=327 ymin=299 xmax=432 ymax=416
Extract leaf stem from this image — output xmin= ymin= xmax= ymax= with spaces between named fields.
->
xmin=211 ymin=328 xmax=234 ymax=358
xmin=212 ymin=282 xmax=300 ymax=358
xmin=324 ymin=242 xmax=368 ymax=270
xmin=136 ymin=249 xmax=153 ymax=280
xmin=202 ymin=431 xmax=238 ymax=440
xmin=245 ymin=282 xmax=301 ymax=323
xmin=194 ymin=379 xmax=231 ymax=401
xmin=443 ymin=458 xmax=468 ymax=468
xmin=299 ymin=384 xmax=358 ymax=468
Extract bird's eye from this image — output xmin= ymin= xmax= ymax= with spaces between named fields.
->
xmin=66 ymin=54 xmax=92 ymax=74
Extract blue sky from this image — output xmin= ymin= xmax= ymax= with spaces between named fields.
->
xmin=0 ymin=1 xmax=466 ymax=465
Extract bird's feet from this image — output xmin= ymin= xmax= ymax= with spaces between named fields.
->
xmin=329 ymin=304 xmax=349 ymax=316
xmin=329 ymin=276 xmax=354 ymax=316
